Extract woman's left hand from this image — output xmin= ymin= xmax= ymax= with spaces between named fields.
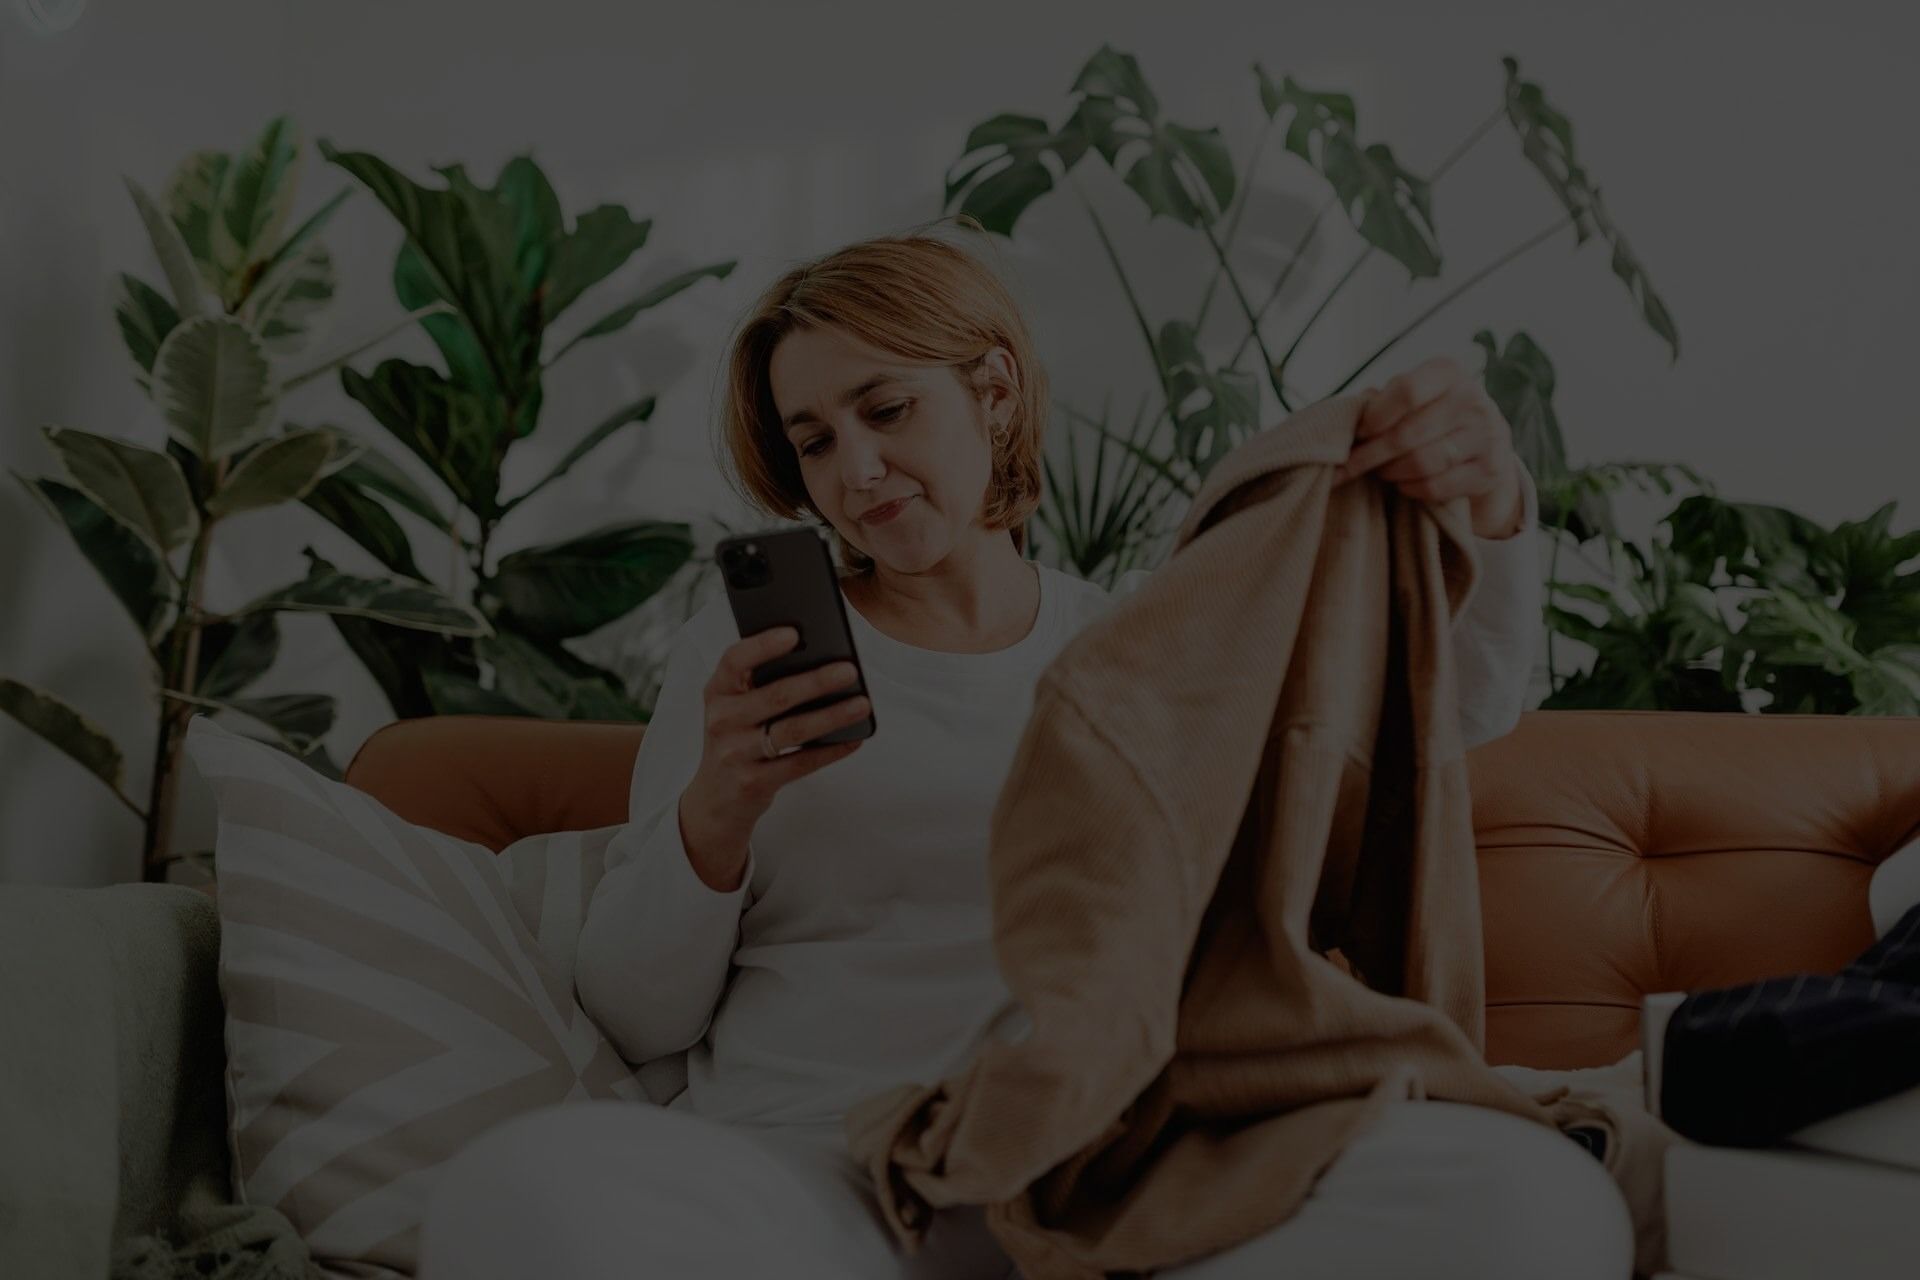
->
xmin=1334 ymin=355 xmax=1528 ymax=540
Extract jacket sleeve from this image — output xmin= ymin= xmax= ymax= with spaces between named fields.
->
xmin=575 ymin=607 xmax=756 ymax=1064
xmin=1107 ymin=464 xmax=1543 ymax=750
xmin=1450 ymin=464 xmax=1542 ymax=749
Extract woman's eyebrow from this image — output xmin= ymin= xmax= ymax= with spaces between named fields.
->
xmin=783 ymin=373 xmax=907 ymax=434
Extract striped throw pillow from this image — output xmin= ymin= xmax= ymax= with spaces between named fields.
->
xmin=184 ymin=715 xmax=650 ymax=1276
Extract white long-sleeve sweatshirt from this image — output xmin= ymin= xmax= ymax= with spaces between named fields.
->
xmin=575 ymin=475 xmax=1542 ymax=1128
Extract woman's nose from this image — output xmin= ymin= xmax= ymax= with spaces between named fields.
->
xmin=837 ymin=429 xmax=887 ymax=487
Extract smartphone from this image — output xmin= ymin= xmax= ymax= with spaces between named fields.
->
xmin=715 ymin=527 xmax=876 ymax=747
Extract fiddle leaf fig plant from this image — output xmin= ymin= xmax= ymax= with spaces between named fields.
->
xmin=4 ymin=117 xmax=484 ymax=881
xmin=314 ymin=143 xmax=737 ymax=720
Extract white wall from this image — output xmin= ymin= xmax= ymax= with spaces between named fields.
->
xmin=3 ymin=0 xmax=1915 ymax=883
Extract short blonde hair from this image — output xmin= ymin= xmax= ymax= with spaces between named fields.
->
xmin=718 ymin=222 xmax=1048 ymax=575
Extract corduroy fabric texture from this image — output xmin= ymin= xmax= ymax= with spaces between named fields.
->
xmin=845 ymin=394 xmax=1556 ymax=1279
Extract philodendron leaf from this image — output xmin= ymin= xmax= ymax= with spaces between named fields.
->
xmin=245 ymin=554 xmax=490 ymax=635
xmin=1258 ymin=66 xmax=1439 ymax=279
xmin=42 ymin=426 xmax=199 ymax=556
xmin=207 ymin=427 xmax=343 ymax=517
xmin=163 ymin=149 xmax=231 ymax=286
xmin=0 ymin=678 xmax=133 ymax=809
xmin=544 ymin=203 xmax=654 ymax=320
xmin=126 ymin=178 xmax=208 ymax=318
xmin=195 ymin=611 xmax=280 ymax=700
xmin=1473 ymin=329 xmax=1612 ymax=541
xmin=549 ymin=262 xmax=736 ymax=362
xmin=113 ymin=274 xmax=180 ymax=388
xmin=12 ymin=472 xmax=172 ymax=639
xmin=214 ymin=116 xmax=302 ymax=283
xmin=1501 ymin=57 xmax=1679 ymax=359
xmin=153 ymin=315 xmax=276 ymax=460
xmin=489 ymin=520 xmax=694 ymax=640
xmin=245 ymin=241 xmax=334 ymax=357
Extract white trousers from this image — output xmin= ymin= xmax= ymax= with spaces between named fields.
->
xmin=418 ymin=1098 xmax=1633 ymax=1279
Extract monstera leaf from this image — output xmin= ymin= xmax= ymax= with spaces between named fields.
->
xmin=1069 ymin=47 xmax=1234 ymax=228
xmin=1502 ymin=57 xmax=1679 ymax=359
xmin=1257 ymin=66 xmax=1439 ymax=279
xmin=1156 ymin=320 xmax=1257 ymax=476
xmin=945 ymin=114 xmax=1085 ymax=236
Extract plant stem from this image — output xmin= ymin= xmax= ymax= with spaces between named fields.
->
xmin=1193 ymin=113 xmax=1276 ymax=333
xmin=1240 ymin=105 xmax=1504 ymax=389
xmin=1198 ymin=220 xmax=1290 ymax=411
xmin=1275 ymin=243 xmax=1371 ymax=381
xmin=140 ymin=506 xmax=216 ymax=882
xmin=1327 ymin=212 xmax=1575 ymax=397
xmin=1072 ymin=175 xmax=1175 ymax=412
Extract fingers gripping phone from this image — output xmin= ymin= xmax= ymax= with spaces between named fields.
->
xmin=715 ymin=528 xmax=877 ymax=747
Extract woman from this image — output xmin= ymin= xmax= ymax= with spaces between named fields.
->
xmin=419 ymin=231 xmax=1632 ymax=1278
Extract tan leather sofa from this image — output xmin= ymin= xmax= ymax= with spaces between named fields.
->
xmin=344 ymin=709 xmax=1920 ymax=1070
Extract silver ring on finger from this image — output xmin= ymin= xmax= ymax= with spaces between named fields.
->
xmin=761 ymin=722 xmax=779 ymax=760
xmin=1442 ymin=438 xmax=1462 ymax=467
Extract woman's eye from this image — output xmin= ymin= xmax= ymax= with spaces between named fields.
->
xmin=872 ymin=401 xmax=909 ymax=423
xmin=799 ymin=438 xmax=828 ymax=458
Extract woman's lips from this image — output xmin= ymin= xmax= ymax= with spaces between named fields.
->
xmin=861 ymin=496 xmax=913 ymax=525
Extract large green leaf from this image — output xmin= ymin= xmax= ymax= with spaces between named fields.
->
xmin=1473 ymin=330 xmax=1611 ymax=540
xmin=163 ymin=149 xmax=231 ymax=282
xmin=340 ymin=359 xmax=500 ymax=516
xmin=394 ymin=240 xmax=496 ymax=394
xmin=945 ymin=114 xmax=1079 ymax=237
xmin=1258 ymin=66 xmax=1438 ymax=279
xmin=300 ymin=471 xmax=425 ymax=580
xmin=251 ymin=187 xmax=350 ymax=298
xmin=421 ymin=665 xmax=527 ymax=716
xmin=220 ymin=692 xmax=335 ymax=754
xmin=13 ymin=472 xmax=172 ymax=639
xmin=246 ymin=552 xmax=489 ymax=635
xmin=1157 ymin=320 xmax=1257 ymax=476
xmin=207 ymin=427 xmax=341 ymax=517
xmin=195 ymin=611 xmax=280 ymax=700
xmin=478 ymin=630 xmax=645 ymax=720
xmin=0 ymin=678 xmax=134 ymax=809
xmin=126 ymin=178 xmax=208 ymax=319
xmin=153 ymin=316 xmax=276 ymax=460
xmin=214 ymin=116 xmax=302 ymax=283
xmin=1502 ymin=57 xmax=1679 ymax=359
xmin=549 ymin=262 xmax=736 ymax=363
xmin=488 ymin=520 xmax=693 ymax=640
xmin=42 ymin=426 xmax=199 ymax=556
xmin=503 ymin=395 xmax=655 ymax=512
xmin=246 ymin=241 xmax=334 ymax=357
xmin=1666 ymin=495 xmax=1824 ymax=594
xmin=1070 ymin=45 xmax=1159 ymax=120
xmin=114 ymin=273 xmax=181 ymax=388
xmin=545 ymin=204 xmax=653 ymax=320
xmin=319 ymin=142 xmax=539 ymax=416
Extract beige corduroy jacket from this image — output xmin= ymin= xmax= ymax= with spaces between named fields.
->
xmin=844 ymin=393 xmax=1560 ymax=1279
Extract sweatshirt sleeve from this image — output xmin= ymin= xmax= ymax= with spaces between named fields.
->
xmin=1450 ymin=463 xmax=1543 ymax=750
xmin=575 ymin=604 xmax=757 ymax=1064
xmin=1106 ymin=463 xmax=1542 ymax=750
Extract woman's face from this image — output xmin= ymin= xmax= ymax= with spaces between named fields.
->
xmin=768 ymin=324 xmax=1014 ymax=574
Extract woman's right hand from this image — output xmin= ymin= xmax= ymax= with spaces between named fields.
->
xmin=677 ymin=626 xmax=870 ymax=891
